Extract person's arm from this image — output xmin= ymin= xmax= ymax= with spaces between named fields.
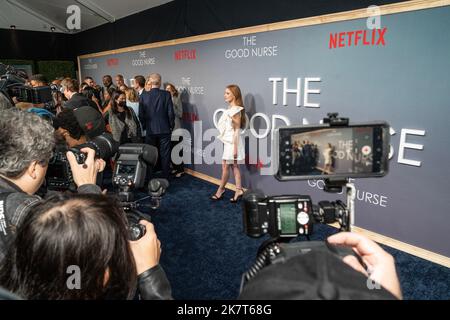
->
xmin=327 ymin=232 xmax=402 ymax=299
xmin=131 ymin=108 xmax=142 ymax=138
xmin=167 ymin=93 xmax=175 ymax=130
xmin=92 ymin=96 xmax=102 ymax=113
xmin=138 ymin=94 xmax=146 ymax=131
xmin=232 ymin=113 xmax=241 ymax=159
xmin=130 ymin=220 xmax=173 ymax=300
xmin=173 ymin=97 xmax=183 ymax=119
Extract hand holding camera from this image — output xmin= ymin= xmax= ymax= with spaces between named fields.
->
xmin=129 ymin=220 xmax=162 ymax=275
xmin=66 ymin=147 xmax=106 ymax=187
xmin=327 ymin=232 xmax=402 ymax=299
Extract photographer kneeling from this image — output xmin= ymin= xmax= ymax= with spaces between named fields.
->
xmin=0 ymin=109 xmax=105 ymax=263
xmin=0 ymin=193 xmax=172 ymax=300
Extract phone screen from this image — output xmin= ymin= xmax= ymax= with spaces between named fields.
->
xmin=277 ymin=123 xmax=389 ymax=180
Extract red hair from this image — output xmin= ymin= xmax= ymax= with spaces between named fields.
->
xmin=226 ymin=84 xmax=246 ymax=129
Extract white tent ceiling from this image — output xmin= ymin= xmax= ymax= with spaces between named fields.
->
xmin=0 ymin=0 xmax=173 ymax=33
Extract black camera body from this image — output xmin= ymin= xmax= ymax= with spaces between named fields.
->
xmin=243 ymin=193 xmax=313 ymax=238
xmin=112 ymin=143 xmax=158 ymax=204
xmin=0 ymin=64 xmax=53 ymax=105
xmin=9 ymin=85 xmax=52 ymax=104
xmin=243 ymin=193 xmax=349 ymax=239
xmin=46 ymin=148 xmax=76 ymax=191
xmin=46 ymin=133 xmax=118 ymax=191
xmin=111 ymin=144 xmax=164 ymax=241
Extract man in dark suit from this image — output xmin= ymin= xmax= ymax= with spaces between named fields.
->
xmin=134 ymin=75 xmax=146 ymax=97
xmin=61 ymin=78 xmax=98 ymax=110
xmin=139 ymin=73 xmax=175 ymax=179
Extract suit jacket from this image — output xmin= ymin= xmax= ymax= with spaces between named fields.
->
xmin=64 ymin=93 xmax=98 ymax=110
xmin=139 ymin=88 xmax=175 ymax=135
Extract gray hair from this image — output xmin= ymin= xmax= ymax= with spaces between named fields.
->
xmin=0 ymin=92 xmax=13 ymax=110
xmin=0 ymin=109 xmax=55 ymax=178
xmin=147 ymin=73 xmax=161 ymax=87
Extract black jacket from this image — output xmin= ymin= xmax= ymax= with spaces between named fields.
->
xmin=139 ymin=88 xmax=175 ymax=135
xmin=64 ymin=93 xmax=98 ymax=110
xmin=137 ymin=265 xmax=173 ymax=300
xmin=0 ymin=177 xmax=172 ymax=300
xmin=0 ymin=176 xmax=102 ymax=263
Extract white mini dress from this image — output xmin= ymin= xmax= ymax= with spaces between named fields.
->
xmin=217 ymin=106 xmax=245 ymax=163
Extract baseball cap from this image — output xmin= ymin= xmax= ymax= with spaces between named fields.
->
xmin=239 ymin=243 xmax=396 ymax=300
xmin=72 ymin=106 xmax=105 ymax=139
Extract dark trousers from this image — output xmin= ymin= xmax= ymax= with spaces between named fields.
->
xmin=146 ymin=134 xmax=171 ymax=179
xmin=171 ymin=135 xmax=184 ymax=174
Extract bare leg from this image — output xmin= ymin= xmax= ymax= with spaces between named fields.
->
xmin=232 ymin=161 xmax=244 ymax=200
xmin=214 ymin=160 xmax=229 ymax=197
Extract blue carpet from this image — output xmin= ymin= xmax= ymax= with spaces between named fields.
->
xmin=141 ymin=174 xmax=450 ymax=300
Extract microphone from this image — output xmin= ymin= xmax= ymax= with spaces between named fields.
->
xmin=141 ymin=144 xmax=158 ymax=166
xmin=148 ymin=178 xmax=169 ymax=209
xmin=149 ymin=178 xmax=169 ymax=196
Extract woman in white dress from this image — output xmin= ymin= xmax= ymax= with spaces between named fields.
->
xmin=323 ymin=142 xmax=334 ymax=173
xmin=211 ymin=85 xmax=246 ymax=203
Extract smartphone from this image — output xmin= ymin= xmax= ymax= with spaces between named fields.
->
xmin=275 ymin=122 xmax=390 ymax=181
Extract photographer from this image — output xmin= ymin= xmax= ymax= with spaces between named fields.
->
xmin=0 ymin=92 xmax=13 ymax=110
xmin=61 ymin=78 xmax=98 ymax=111
xmin=239 ymin=232 xmax=402 ymax=300
xmin=29 ymin=74 xmax=48 ymax=88
xmin=0 ymin=193 xmax=172 ymax=300
xmin=0 ymin=109 xmax=105 ymax=263
xmin=54 ymin=106 xmax=105 ymax=148
xmin=327 ymin=232 xmax=402 ymax=299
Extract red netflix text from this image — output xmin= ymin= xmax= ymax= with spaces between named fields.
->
xmin=174 ymin=49 xmax=197 ymax=61
xmin=183 ymin=112 xmax=199 ymax=123
xmin=107 ymin=58 xmax=119 ymax=66
xmin=329 ymin=27 xmax=387 ymax=49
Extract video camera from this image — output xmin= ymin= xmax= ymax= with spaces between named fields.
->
xmin=240 ymin=113 xmax=390 ymax=288
xmin=46 ymin=133 xmax=119 ymax=191
xmin=0 ymin=63 xmax=53 ymax=105
xmin=112 ymin=143 xmax=169 ymax=241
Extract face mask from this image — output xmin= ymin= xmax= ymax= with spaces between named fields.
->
xmin=118 ymin=101 xmax=126 ymax=107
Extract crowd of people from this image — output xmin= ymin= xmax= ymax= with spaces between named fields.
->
xmin=0 ymin=72 xmax=402 ymax=300
xmin=291 ymin=140 xmax=335 ymax=174
xmin=11 ymin=72 xmax=185 ymax=179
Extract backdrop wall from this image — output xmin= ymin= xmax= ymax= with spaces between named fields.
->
xmin=79 ymin=2 xmax=450 ymax=258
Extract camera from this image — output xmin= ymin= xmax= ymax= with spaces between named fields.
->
xmin=0 ymin=63 xmax=52 ymax=105
xmin=111 ymin=143 xmax=168 ymax=241
xmin=112 ymin=143 xmax=169 ymax=210
xmin=243 ymin=193 xmax=349 ymax=239
xmin=126 ymin=209 xmax=150 ymax=241
xmin=113 ymin=144 xmax=156 ymax=192
xmin=46 ymin=133 xmax=119 ymax=191
xmin=242 ymin=113 xmax=389 ymax=242
xmin=243 ymin=113 xmax=389 ymax=239
xmin=240 ymin=114 xmax=389 ymax=290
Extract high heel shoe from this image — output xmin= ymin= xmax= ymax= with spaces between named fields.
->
xmin=230 ymin=187 xmax=244 ymax=203
xmin=210 ymin=188 xmax=225 ymax=201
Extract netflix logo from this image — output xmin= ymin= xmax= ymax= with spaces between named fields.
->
xmin=107 ymin=58 xmax=119 ymax=66
xmin=174 ymin=49 xmax=197 ymax=61
xmin=329 ymin=27 xmax=387 ymax=49
xmin=183 ymin=112 xmax=199 ymax=122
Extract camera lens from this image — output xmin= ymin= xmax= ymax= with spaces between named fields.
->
xmin=129 ymin=224 xmax=146 ymax=241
